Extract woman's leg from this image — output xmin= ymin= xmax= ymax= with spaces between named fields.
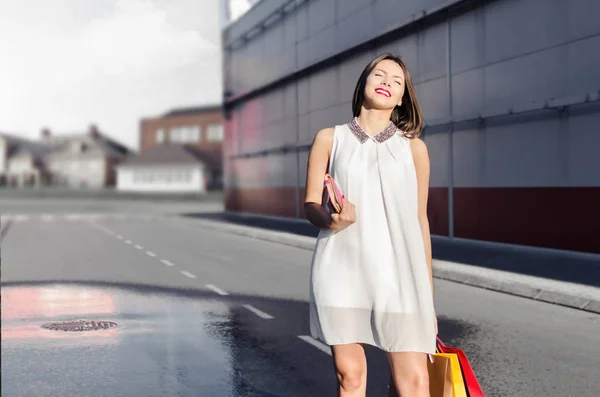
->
xmin=387 ymin=352 xmax=430 ymax=397
xmin=331 ymin=343 xmax=368 ymax=397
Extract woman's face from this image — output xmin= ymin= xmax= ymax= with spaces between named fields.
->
xmin=363 ymin=59 xmax=405 ymax=110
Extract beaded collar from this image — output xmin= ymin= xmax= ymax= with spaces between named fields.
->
xmin=348 ymin=118 xmax=398 ymax=144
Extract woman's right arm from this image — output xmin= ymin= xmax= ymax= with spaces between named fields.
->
xmin=303 ymin=128 xmax=335 ymax=230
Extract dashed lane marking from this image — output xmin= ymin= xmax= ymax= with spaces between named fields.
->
xmin=242 ymin=304 xmax=274 ymax=319
xmin=297 ymin=336 xmax=332 ymax=356
xmin=206 ymin=284 xmax=229 ymax=296
xmin=87 ymin=222 xmax=215 ymax=288
xmin=181 ymin=271 xmax=197 ymax=279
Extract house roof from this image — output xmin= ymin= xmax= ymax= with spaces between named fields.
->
xmin=0 ymin=132 xmax=52 ymax=158
xmin=162 ymin=104 xmax=222 ymax=118
xmin=0 ymin=129 xmax=133 ymax=166
xmin=41 ymin=132 xmax=132 ymax=158
xmin=118 ymin=144 xmax=221 ymax=170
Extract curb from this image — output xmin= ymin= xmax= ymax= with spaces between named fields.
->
xmin=432 ymin=260 xmax=600 ymax=313
xmin=192 ymin=217 xmax=600 ymax=314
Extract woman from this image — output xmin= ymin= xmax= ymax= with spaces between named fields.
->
xmin=303 ymin=53 xmax=437 ymax=397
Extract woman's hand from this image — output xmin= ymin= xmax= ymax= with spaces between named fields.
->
xmin=329 ymin=198 xmax=356 ymax=232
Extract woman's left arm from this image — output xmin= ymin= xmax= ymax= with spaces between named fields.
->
xmin=410 ymin=138 xmax=434 ymax=299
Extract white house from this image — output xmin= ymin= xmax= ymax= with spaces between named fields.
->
xmin=0 ymin=126 xmax=132 ymax=188
xmin=116 ymin=144 xmax=221 ymax=193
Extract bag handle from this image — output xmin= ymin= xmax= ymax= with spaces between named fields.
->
xmin=434 ymin=337 xmax=446 ymax=355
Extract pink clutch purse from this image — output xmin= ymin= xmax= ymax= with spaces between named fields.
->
xmin=324 ymin=173 xmax=344 ymax=213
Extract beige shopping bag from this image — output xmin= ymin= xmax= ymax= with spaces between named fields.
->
xmin=428 ymin=353 xmax=453 ymax=397
xmin=387 ymin=353 xmax=453 ymax=397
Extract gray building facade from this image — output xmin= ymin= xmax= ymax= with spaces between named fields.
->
xmin=222 ymin=0 xmax=600 ymax=253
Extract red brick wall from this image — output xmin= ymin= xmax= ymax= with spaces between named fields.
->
xmin=140 ymin=110 xmax=223 ymax=160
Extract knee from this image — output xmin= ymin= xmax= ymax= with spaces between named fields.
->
xmin=336 ymin=369 xmax=365 ymax=392
xmin=402 ymin=369 xmax=429 ymax=393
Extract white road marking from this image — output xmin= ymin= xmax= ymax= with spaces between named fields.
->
xmin=116 ymin=235 xmax=123 ymax=240
xmin=297 ymin=335 xmax=332 ymax=356
xmin=181 ymin=271 xmax=197 ymax=279
xmin=206 ymin=284 xmax=229 ymax=296
xmin=15 ymin=215 xmax=28 ymax=221
xmin=65 ymin=214 xmax=81 ymax=221
xmin=92 ymin=223 xmax=114 ymax=235
xmin=125 ymin=240 xmax=132 ymax=244
xmin=135 ymin=245 xmax=143 ymax=250
xmin=146 ymin=251 xmax=156 ymax=257
xmin=161 ymin=259 xmax=175 ymax=267
xmin=242 ymin=304 xmax=274 ymax=319
xmin=41 ymin=214 xmax=55 ymax=222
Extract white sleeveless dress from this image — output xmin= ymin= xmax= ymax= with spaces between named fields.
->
xmin=309 ymin=118 xmax=436 ymax=353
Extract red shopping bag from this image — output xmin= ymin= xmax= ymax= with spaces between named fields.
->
xmin=437 ymin=337 xmax=485 ymax=397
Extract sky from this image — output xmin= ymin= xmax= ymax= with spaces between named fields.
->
xmin=0 ymin=0 xmax=249 ymax=151
xmin=228 ymin=0 xmax=257 ymax=22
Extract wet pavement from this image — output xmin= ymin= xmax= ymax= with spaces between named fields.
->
xmin=2 ymin=284 xmax=339 ymax=397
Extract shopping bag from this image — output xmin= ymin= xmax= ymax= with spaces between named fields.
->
xmin=427 ymin=353 xmax=453 ymax=397
xmin=436 ymin=352 xmax=467 ymax=397
xmin=437 ymin=337 xmax=485 ymax=397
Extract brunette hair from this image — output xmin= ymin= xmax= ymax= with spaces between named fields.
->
xmin=351 ymin=53 xmax=423 ymax=138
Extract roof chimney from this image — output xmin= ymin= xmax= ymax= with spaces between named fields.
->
xmin=41 ymin=128 xmax=51 ymax=138
xmin=88 ymin=124 xmax=100 ymax=138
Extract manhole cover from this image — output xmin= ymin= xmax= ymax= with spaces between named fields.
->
xmin=41 ymin=320 xmax=117 ymax=332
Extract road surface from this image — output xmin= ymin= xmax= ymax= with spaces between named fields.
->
xmin=1 ymin=199 xmax=599 ymax=396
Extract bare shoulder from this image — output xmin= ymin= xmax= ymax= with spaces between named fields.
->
xmin=314 ymin=127 xmax=335 ymax=142
xmin=409 ymin=137 xmax=429 ymax=159
xmin=312 ymin=127 xmax=335 ymax=152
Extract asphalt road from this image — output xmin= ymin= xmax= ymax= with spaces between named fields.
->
xmin=1 ymin=199 xmax=599 ymax=397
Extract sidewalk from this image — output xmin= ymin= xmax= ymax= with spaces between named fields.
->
xmin=180 ymin=211 xmax=600 ymax=314
xmin=0 ymin=187 xmax=224 ymax=202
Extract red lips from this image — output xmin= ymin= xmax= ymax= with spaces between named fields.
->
xmin=375 ymin=88 xmax=391 ymax=97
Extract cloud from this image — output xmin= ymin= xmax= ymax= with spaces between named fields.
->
xmin=82 ymin=1 xmax=216 ymax=76
xmin=0 ymin=0 xmax=222 ymax=150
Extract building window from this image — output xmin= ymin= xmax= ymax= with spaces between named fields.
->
xmin=207 ymin=124 xmax=223 ymax=142
xmin=169 ymin=126 xmax=201 ymax=143
xmin=181 ymin=127 xmax=191 ymax=142
xmin=130 ymin=168 xmax=196 ymax=185
xmin=70 ymin=141 xmax=86 ymax=154
xmin=156 ymin=129 xmax=165 ymax=143
xmin=170 ymin=128 xmax=180 ymax=143
xmin=189 ymin=126 xmax=201 ymax=142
